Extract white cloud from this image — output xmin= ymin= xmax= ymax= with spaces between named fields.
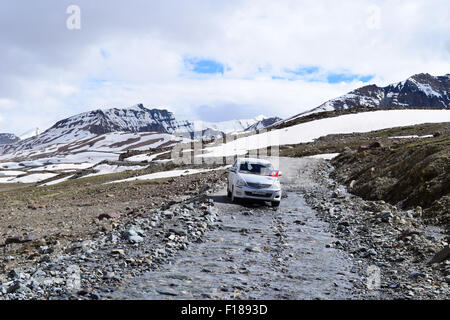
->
xmin=0 ymin=0 xmax=449 ymax=134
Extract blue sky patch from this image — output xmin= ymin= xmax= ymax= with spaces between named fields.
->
xmin=287 ymin=66 xmax=320 ymax=76
xmin=326 ymin=73 xmax=374 ymax=84
xmin=273 ymin=65 xmax=374 ymax=84
xmin=100 ymin=49 xmax=109 ymax=59
xmin=185 ymin=58 xmax=225 ymax=74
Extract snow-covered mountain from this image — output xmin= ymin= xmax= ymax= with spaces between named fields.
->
xmin=244 ymin=117 xmax=282 ymax=131
xmin=0 ymin=104 xmax=276 ymax=155
xmin=0 ymin=131 xmax=187 ymax=163
xmin=291 ymin=73 xmax=450 ymax=119
xmin=177 ymin=115 xmax=277 ymax=139
xmin=0 ymin=133 xmax=19 ymax=145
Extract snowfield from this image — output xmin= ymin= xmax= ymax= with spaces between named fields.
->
xmin=199 ymin=110 xmax=450 ymax=158
xmin=108 ymin=166 xmax=228 ymax=184
xmin=29 ymin=163 xmax=95 ymax=172
xmin=306 ymin=153 xmax=340 ymax=160
xmin=83 ymin=164 xmax=146 ymax=178
xmin=40 ymin=175 xmax=74 ymax=186
xmin=0 ymin=170 xmax=26 ymax=176
xmin=0 ymin=173 xmax=58 ymax=184
xmin=123 ymin=151 xmax=170 ymax=162
xmin=388 ymin=135 xmax=434 ymax=139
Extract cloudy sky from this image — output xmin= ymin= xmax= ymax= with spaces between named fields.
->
xmin=0 ymin=0 xmax=449 ymax=135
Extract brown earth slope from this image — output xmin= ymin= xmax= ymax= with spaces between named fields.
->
xmin=330 ymin=125 xmax=449 ymax=233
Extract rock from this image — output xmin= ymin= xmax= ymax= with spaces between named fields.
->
xmin=156 ymin=288 xmax=178 ymax=296
xmin=445 ymin=275 xmax=450 ymax=284
xmin=169 ymin=228 xmax=187 ymax=236
xmin=368 ymin=141 xmax=383 ymax=149
xmin=98 ymin=212 xmax=119 ymax=220
xmin=163 ymin=211 xmax=174 ymax=219
xmin=128 ymin=235 xmax=144 ymax=244
xmin=7 ymin=281 xmax=22 ymax=293
xmin=409 ymin=272 xmax=426 ymax=279
xmin=40 ymin=246 xmax=54 ymax=254
xmin=168 ymin=234 xmax=176 ymax=241
xmin=389 ymin=283 xmax=399 ymax=289
xmin=397 ymin=229 xmax=421 ymax=241
xmin=23 ymin=235 xmax=36 ymax=242
xmin=8 ymin=269 xmax=23 ymax=280
xmin=428 ymin=246 xmax=450 ymax=265
xmin=103 ymin=272 xmax=115 ymax=280
xmin=122 ymin=228 xmax=145 ymax=243
xmin=380 ymin=210 xmax=393 ymax=218
xmin=362 ymin=249 xmax=377 ymax=257
xmin=77 ymin=288 xmax=92 ymax=296
xmin=89 ymin=292 xmax=101 ymax=300
xmin=111 ymin=249 xmax=125 ymax=255
xmin=4 ymin=236 xmax=24 ymax=245
xmin=358 ymin=145 xmax=370 ymax=152
xmin=107 ymin=234 xmax=118 ymax=243
xmin=245 ymin=246 xmax=262 ymax=253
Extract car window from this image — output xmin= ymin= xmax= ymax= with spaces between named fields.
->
xmin=238 ymin=161 xmax=273 ymax=175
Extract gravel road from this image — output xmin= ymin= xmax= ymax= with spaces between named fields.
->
xmin=4 ymin=157 xmax=446 ymax=300
xmin=107 ymin=157 xmax=363 ymax=299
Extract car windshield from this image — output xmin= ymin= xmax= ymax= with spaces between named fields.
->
xmin=238 ymin=161 xmax=273 ymax=175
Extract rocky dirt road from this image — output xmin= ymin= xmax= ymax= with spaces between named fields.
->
xmin=1 ymin=157 xmax=448 ymax=300
xmin=106 ymin=158 xmax=366 ymax=299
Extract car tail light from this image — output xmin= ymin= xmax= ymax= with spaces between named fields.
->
xmin=269 ymin=170 xmax=279 ymax=177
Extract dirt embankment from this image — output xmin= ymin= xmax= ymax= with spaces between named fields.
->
xmin=330 ymin=126 xmax=449 ymax=234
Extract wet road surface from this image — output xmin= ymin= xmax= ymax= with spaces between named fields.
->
xmin=108 ymin=158 xmax=360 ymax=299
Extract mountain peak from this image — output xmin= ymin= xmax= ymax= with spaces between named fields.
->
xmin=3 ymin=104 xmax=277 ymax=153
xmin=302 ymin=73 xmax=449 ymax=115
xmin=0 ymin=133 xmax=19 ymax=145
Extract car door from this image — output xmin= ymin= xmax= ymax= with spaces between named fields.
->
xmin=228 ymin=160 xmax=238 ymax=191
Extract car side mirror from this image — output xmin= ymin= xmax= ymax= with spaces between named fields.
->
xmin=278 ymin=171 xmax=282 ymax=177
xmin=229 ymin=167 xmax=237 ymax=173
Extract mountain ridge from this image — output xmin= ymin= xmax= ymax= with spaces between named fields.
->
xmin=0 ymin=133 xmax=19 ymax=145
xmin=1 ymin=104 xmax=276 ymax=154
xmin=304 ymin=73 xmax=449 ymax=115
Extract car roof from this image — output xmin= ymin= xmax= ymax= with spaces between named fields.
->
xmin=237 ymin=157 xmax=272 ymax=164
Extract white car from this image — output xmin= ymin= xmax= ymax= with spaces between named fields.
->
xmin=227 ymin=158 xmax=282 ymax=207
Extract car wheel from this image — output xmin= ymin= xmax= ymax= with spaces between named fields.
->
xmin=271 ymin=201 xmax=280 ymax=207
xmin=231 ymin=186 xmax=236 ymax=203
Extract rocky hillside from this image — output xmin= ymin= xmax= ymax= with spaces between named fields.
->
xmin=0 ymin=133 xmax=19 ymax=145
xmin=330 ymin=125 xmax=449 ymax=230
xmin=281 ymin=73 xmax=449 ymax=124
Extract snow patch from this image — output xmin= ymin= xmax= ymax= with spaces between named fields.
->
xmin=306 ymin=153 xmax=340 ymax=160
xmin=199 ymin=110 xmax=450 ymax=158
